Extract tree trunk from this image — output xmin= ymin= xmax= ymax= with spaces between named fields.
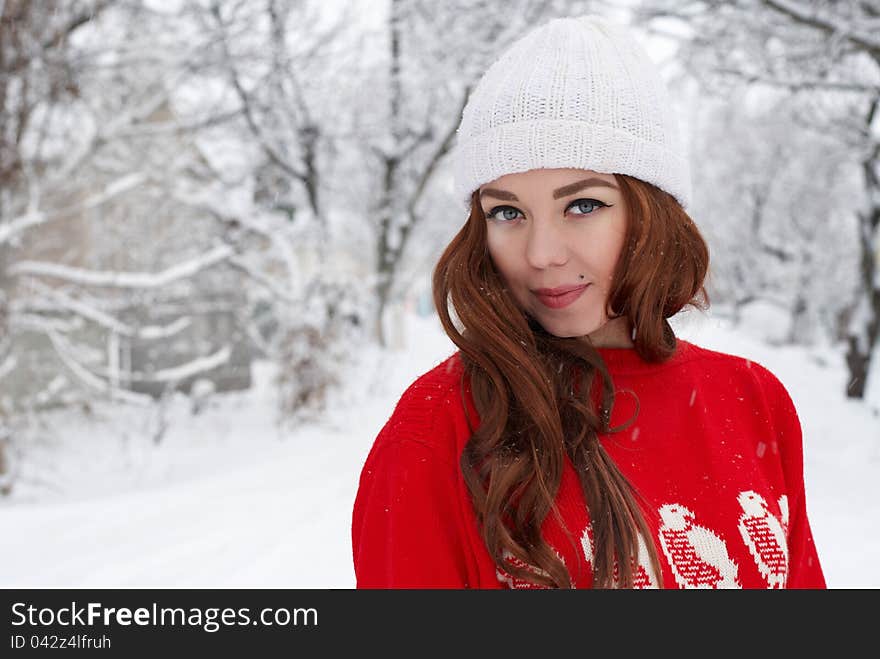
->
xmin=844 ymin=149 xmax=880 ymax=399
xmin=374 ymin=274 xmax=391 ymax=348
xmin=787 ymin=252 xmax=813 ymax=345
xmin=372 ymin=0 xmax=403 ymax=351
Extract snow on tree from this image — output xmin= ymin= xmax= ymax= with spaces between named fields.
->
xmin=635 ymin=0 xmax=880 ymax=398
xmin=0 ymin=1 xmax=268 ymax=492
xmin=689 ymin=92 xmax=861 ymax=345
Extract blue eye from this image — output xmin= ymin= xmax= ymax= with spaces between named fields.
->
xmin=567 ymin=198 xmax=609 ymax=215
xmin=484 ymin=206 xmax=523 ymax=222
xmin=484 ymin=199 xmax=610 ymax=222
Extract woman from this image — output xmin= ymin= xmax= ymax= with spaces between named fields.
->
xmin=351 ymin=14 xmax=826 ymax=589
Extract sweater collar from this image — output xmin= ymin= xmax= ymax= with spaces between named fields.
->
xmin=595 ymin=338 xmax=693 ymax=375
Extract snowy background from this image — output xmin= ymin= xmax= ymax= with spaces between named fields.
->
xmin=3 ymin=306 xmax=879 ymax=588
xmin=1 ymin=1 xmax=879 ymax=588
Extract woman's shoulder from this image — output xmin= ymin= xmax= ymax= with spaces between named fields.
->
xmin=407 ymin=350 xmax=467 ymax=391
xmin=683 ymin=339 xmax=785 ymax=379
xmin=395 ymin=351 xmax=467 ymax=414
xmin=680 ymin=340 xmax=798 ymax=414
xmin=369 ymin=351 xmax=469 ymax=465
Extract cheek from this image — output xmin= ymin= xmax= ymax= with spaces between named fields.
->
xmin=601 ymin=249 xmax=622 ymax=281
xmin=590 ymin=228 xmax=626 ymax=282
xmin=487 ymin=233 xmax=517 ymax=281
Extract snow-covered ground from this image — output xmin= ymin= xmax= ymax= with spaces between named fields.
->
xmin=2 ymin=307 xmax=878 ymax=588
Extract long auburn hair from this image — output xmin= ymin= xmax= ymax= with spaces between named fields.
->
xmin=431 ymin=174 xmax=710 ymax=588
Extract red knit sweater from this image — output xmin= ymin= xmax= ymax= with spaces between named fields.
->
xmin=351 ymin=339 xmax=827 ymax=589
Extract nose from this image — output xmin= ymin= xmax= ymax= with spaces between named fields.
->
xmin=524 ymin=217 xmax=568 ymax=270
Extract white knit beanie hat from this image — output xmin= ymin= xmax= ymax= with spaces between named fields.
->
xmin=452 ymin=14 xmax=691 ymax=211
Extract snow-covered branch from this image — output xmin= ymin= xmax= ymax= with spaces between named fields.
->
xmin=227 ymin=255 xmax=299 ymax=305
xmin=149 ymin=345 xmax=230 ymax=383
xmin=717 ymin=67 xmax=880 ymax=94
xmin=9 ymin=244 xmax=235 ymax=288
xmin=209 ymin=4 xmax=308 ymax=184
xmin=138 ymin=317 xmax=192 ymax=340
xmin=28 ymin=280 xmax=133 ymax=335
xmin=0 ymin=173 xmax=147 ymax=246
xmin=171 ymin=186 xmax=304 ymax=297
xmin=761 ymin=0 xmax=880 ymax=54
xmin=46 ymin=330 xmax=153 ymax=405
xmin=106 ymin=108 xmax=244 ymax=141
xmin=24 ymin=280 xmax=193 ymax=339
xmin=12 ymin=313 xmax=81 ymax=335
xmin=0 ymin=354 xmax=17 ymax=381
xmin=44 ymin=332 xmax=229 ymax=402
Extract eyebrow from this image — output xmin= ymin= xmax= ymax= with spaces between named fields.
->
xmin=479 ymin=177 xmax=618 ymax=202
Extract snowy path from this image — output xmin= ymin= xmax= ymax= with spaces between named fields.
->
xmin=1 ymin=311 xmax=878 ymax=588
xmin=4 ymin=435 xmax=365 ymax=587
xmin=1 ymin=311 xmax=457 ymax=588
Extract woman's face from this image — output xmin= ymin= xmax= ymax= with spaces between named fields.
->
xmin=480 ymin=167 xmax=628 ymax=342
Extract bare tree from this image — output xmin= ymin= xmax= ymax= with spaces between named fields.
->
xmin=0 ymin=1 xmax=254 ymax=420
xmin=636 ymin=0 xmax=880 ymax=398
xmin=688 ymin=94 xmax=860 ymax=345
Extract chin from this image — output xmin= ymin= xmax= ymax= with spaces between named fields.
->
xmin=536 ymin=319 xmax=599 ymax=339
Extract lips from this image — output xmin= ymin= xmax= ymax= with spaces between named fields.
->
xmin=533 ymin=283 xmax=590 ymax=310
xmin=533 ymin=284 xmax=588 ymax=297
